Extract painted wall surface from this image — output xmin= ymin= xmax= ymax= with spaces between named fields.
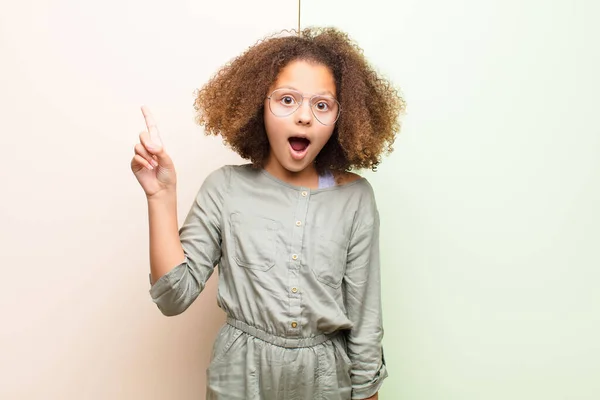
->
xmin=0 ymin=1 xmax=296 ymax=398
xmin=302 ymin=1 xmax=600 ymax=399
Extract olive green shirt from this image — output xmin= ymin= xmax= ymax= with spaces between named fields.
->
xmin=149 ymin=164 xmax=387 ymax=397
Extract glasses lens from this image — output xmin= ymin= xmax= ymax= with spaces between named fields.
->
xmin=311 ymin=96 xmax=340 ymax=125
xmin=269 ymin=89 xmax=302 ymax=117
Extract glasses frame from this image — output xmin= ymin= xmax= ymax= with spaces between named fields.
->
xmin=266 ymin=88 xmax=341 ymax=126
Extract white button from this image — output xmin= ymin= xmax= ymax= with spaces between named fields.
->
xmin=292 ymin=254 xmax=298 ymax=260
xmin=296 ymin=221 xmax=302 ymax=226
xmin=301 ymin=191 xmax=308 ymax=197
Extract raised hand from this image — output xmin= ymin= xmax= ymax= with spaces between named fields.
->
xmin=131 ymin=106 xmax=177 ymax=198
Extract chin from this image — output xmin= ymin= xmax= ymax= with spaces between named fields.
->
xmin=282 ymin=159 xmax=313 ymax=174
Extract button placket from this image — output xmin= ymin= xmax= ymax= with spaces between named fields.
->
xmin=288 ymin=188 xmax=309 ymax=335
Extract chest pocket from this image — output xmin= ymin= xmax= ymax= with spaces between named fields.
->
xmin=230 ymin=212 xmax=281 ymax=271
xmin=309 ymin=229 xmax=350 ymax=289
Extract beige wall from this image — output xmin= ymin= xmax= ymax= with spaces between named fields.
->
xmin=0 ymin=1 xmax=296 ymax=398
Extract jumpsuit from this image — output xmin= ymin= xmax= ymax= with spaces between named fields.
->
xmin=149 ymin=164 xmax=387 ymax=399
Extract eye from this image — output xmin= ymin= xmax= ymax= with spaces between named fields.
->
xmin=315 ymin=101 xmax=329 ymax=112
xmin=281 ymin=95 xmax=297 ymax=106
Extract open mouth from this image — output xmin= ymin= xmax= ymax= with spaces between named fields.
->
xmin=288 ymin=137 xmax=311 ymax=159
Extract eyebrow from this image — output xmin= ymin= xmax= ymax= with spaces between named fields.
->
xmin=276 ymin=86 xmax=336 ymax=98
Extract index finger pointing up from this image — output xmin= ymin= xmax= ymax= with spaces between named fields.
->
xmin=141 ymin=105 xmax=162 ymax=146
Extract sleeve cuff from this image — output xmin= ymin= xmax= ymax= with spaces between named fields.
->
xmin=351 ymin=360 xmax=388 ymax=399
xmin=148 ymin=259 xmax=188 ymax=300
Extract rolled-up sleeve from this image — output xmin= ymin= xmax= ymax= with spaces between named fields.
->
xmin=149 ymin=166 xmax=230 ymax=316
xmin=344 ymin=199 xmax=388 ymax=399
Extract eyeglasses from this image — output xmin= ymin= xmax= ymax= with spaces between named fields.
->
xmin=267 ymin=88 xmax=341 ymax=126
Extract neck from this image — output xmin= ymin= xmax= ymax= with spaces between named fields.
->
xmin=263 ymin=156 xmax=320 ymax=189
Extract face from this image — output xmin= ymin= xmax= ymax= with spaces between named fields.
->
xmin=263 ymin=60 xmax=337 ymax=176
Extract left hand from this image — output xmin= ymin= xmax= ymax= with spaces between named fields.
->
xmin=364 ymin=393 xmax=378 ymax=400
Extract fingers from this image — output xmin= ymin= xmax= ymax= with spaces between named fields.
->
xmin=134 ymin=141 xmax=159 ymax=169
xmin=132 ymin=154 xmax=155 ymax=172
xmin=141 ymin=105 xmax=163 ymax=147
xmin=138 ymin=130 xmax=174 ymax=169
xmin=139 ymin=130 xmax=164 ymax=157
xmin=138 ymin=106 xmax=174 ymax=169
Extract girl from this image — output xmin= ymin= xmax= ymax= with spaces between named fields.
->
xmin=131 ymin=27 xmax=404 ymax=400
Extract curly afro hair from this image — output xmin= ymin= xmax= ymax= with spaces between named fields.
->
xmin=194 ymin=27 xmax=405 ymax=173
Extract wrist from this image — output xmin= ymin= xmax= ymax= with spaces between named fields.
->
xmin=146 ymin=187 xmax=177 ymax=203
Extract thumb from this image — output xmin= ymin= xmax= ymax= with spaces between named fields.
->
xmin=146 ymin=142 xmax=174 ymax=169
xmin=139 ymin=131 xmax=173 ymax=168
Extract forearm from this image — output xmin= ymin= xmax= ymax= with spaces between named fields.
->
xmin=147 ymin=189 xmax=185 ymax=284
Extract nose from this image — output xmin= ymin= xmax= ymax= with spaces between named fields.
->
xmin=294 ymin=100 xmax=313 ymax=126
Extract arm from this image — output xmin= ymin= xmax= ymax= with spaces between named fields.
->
xmin=344 ymin=203 xmax=388 ymax=399
xmin=147 ymin=189 xmax=185 ymax=284
xmin=149 ymin=167 xmax=229 ymax=316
